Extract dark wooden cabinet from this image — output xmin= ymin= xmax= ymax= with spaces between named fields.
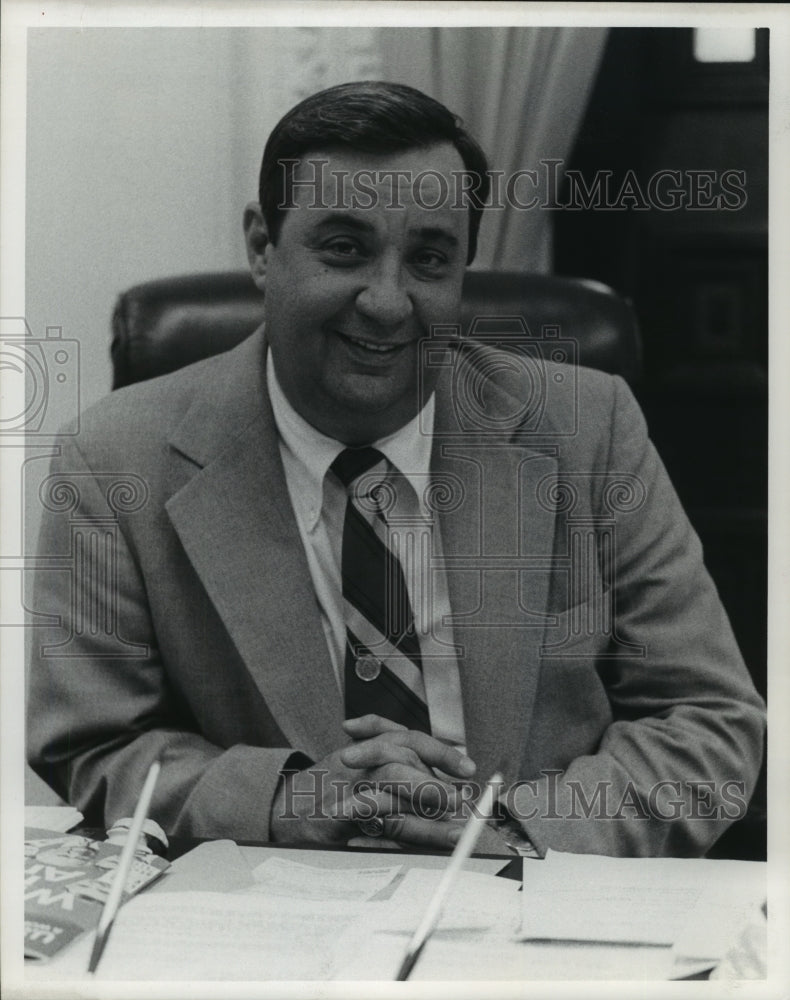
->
xmin=555 ymin=27 xmax=768 ymax=859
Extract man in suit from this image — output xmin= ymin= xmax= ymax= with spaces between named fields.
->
xmin=27 ymin=82 xmax=765 ymax=857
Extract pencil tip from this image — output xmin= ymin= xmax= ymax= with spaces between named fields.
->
xmin=87 ymin=934 xmax=103 ymax=973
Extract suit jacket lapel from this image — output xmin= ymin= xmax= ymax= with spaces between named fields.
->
xmin=162 ymin=331 xmax=559 ymax=779
xmin=165 ymin=328 xmax=343 ymax=761
xmin=432 ymin=347 xmax=558 ymax=786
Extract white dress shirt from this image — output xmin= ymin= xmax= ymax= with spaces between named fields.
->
xmin=267 ymin=353 xmax=466 ymax=750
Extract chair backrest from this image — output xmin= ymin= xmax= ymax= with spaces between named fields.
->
xmin=111 ymin=270 xmax=642 ymax=389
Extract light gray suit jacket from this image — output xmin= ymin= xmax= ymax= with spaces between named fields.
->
xmin=27 ymin=327 xmax=765 ymax=855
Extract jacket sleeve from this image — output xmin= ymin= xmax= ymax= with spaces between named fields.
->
xmin=26 ymin=435 xmax=304 ymax=841
xmin=514 ymin=375 xmax=766 ymax=857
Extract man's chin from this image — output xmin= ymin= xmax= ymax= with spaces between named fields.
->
xmin=319 ymin=381 xmax=423 ymax=442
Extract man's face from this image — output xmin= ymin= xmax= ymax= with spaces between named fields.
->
xmin=246 ymin=143 xmax=469 ymax=444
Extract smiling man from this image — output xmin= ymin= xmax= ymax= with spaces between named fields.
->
xmin=27 ymin=82 xmax=765 ymax=858
xmin=243 ymin=142 xmax=468 ymax=445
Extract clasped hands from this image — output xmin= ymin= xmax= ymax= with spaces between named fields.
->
xmin=270 ymin=714 xmax=478 ymax=851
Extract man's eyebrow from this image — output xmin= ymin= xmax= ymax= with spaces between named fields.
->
xmin=313 ymin=213 xmax=375 ymax=234
xmin=312 ymin=215 xmax=459 ymax=247
xmin=410 ymin=227 xmax=459 ymax=248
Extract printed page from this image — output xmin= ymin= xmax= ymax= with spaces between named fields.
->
xmin=520 ymin=850 xmax=765 ymax=953
xmin=333 ymin=877 xmax=676 ymax=983
xmin=26 ymin=890 xmax=367 ymax=981
xmin=332 ymin=866 xmax=524 ymax=979
xmin=370 ymin=866 xmax=520 ymax=932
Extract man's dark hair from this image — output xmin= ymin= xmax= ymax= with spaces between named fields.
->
xmin=258 ymin=80 xmax=490 ymax=264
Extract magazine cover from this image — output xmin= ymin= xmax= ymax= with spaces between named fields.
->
xmin=24 ymin=828 xmax=169 ymax=961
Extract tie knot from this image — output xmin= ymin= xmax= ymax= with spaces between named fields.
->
xmin=330 ymin=447 xmax=386 ymax=489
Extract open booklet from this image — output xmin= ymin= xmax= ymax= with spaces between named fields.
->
xmin=24 ymin=827 xmax=170 ymax=961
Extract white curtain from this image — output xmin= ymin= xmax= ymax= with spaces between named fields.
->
xmin=227 ymin=28 xmax=384 ymax=212
xmin=380 ymin=27 xmax=608 ymax=272
xmin=225 ymin=26 xmax=607 ymax=271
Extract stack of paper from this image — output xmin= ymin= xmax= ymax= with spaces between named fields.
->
xmin=332 ymin=866 xmax=524 ymax=980
xmin=26 ymin=854 xmax=516 ymax=981
xmin=333 ymin=866 xmax=685 ymax=981
xmin=519 ymin=850 xmax=766 ymax=973
xmin=26 ymin=843 xmax=766 ymax=983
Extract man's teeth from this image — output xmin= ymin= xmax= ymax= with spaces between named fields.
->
xmin=344 ymin=334 xmax=400 ymax=353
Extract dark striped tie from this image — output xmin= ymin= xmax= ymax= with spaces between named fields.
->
xmin=331 ymin=447 xmax=431 ymax=734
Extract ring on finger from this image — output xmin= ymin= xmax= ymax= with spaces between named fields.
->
xmin=356 ymin=816 xmax=386 ymax=838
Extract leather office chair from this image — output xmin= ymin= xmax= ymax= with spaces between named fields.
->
xmin=111 ymin=270 xmax=642 ymax=389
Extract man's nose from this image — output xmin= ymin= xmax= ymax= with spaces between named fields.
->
xmin=355 ymin=266 xmax=413 ymax=327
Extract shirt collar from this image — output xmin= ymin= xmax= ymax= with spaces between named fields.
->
xmin=373 ymin=397 xmax=435 ymax=513
xmin=267 ymin=351 xmax=435 ymax=531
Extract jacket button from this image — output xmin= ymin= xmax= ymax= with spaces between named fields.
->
xmin=355 ymin=655 xmax=382 ymax=682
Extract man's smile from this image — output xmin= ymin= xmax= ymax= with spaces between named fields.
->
xmin=335 ymin=330 xmax=413 ymax=356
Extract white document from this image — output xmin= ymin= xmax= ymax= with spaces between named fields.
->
xmin=673 ymin=871 xmax=767 ymax=961
xmin=246 ymin=856 xmax=402 ymax=901
xmin=332 ymin=868 xmax=520 ymax=980
xmin=26 ymin=890 xmax=367 ymax=981
xmin=370 ymin=866 xmax=519 ymax=932
xmin=336 ymin=934 xmax=680 ymax=981
xmin=150 ymin=839 xmax=254 ymax=894
xmin=26 ymin=855 xmax=742 ymax=984
xmin=708 ymin=901 xmax=768 ymax=980
xmin=238 ymin=843 xmax=508 ymax=877
xmin=333 ymin=869 xmax=677 ymax=981
xmin=520 ymin=850 xmax=765 ymax=955
xmin=25 ymin=805 xmax=83 ymax=832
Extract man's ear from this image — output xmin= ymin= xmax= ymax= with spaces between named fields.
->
xmin=243 ymin=202 xmax=270 ymax=290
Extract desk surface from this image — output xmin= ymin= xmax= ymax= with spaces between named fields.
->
xmin=24 ymin=838 xmax=763 ymax=983
xmin=183 ymin=835 xmax=523 ymax=878
xmin=76 ymin=826 xmax=522 ymax=878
